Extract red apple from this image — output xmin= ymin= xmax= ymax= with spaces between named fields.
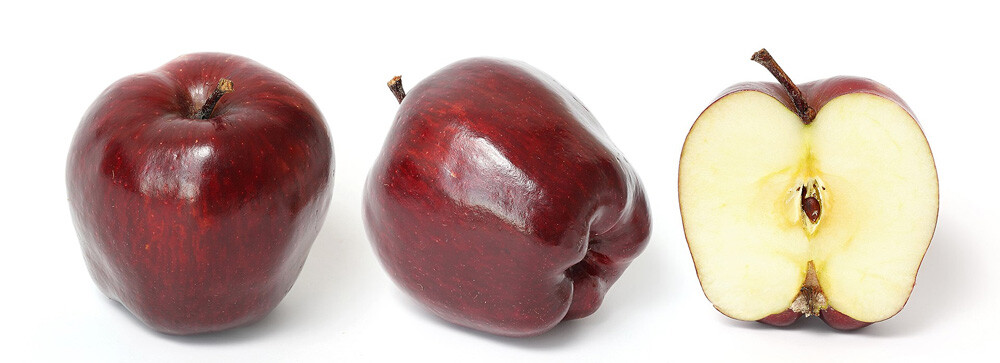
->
xmin=679 ymin=49 xmax=938 ymax=330
xmin=67 ymin=53 xmax=334 ymax=335
xmin=364 ymin=58 xmax=651 ymax=337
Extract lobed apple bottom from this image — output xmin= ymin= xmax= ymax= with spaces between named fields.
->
xmin=679 ymin=50 xmax=938 ymax=330
xmin=67 ymin=53 xmax=334 ymax=335
xmin=365 ymin=58 xmax=651 ymax=337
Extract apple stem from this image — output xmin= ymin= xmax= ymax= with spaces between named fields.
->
xmin=388 ymin=76 xmax=406 ymax=104
xmin=194 ymin=78 xmax=234 ymax=119
xmin=751 ymin=49 xmax=816 ymax=124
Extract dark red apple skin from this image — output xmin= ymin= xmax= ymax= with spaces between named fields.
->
xmin=717 ymin=76 xmax=917 ymax=121
xmin=820 ymin=308 xmax=873 ymax=331
xmin=706 ymin=76 xmax=926 ymax=330
xmin=364 ymin=58 xmax=651 ymax=337
xmin=757 ymin=308 xmax=871 ymax=330
xmin=757 ymin=309 xmax=802 ymax=327
xmin=67 ymin=53 xmax=334 ymax=335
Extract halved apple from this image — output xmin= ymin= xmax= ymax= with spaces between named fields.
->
xmin=679 ymin=49 xmax=938 ymax=330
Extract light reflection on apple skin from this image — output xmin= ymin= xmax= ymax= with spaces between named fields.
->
xmin=138 ymin=144 xmax=214 ymax=201
xmin=440 ymin=126 xmax=543 ymax=233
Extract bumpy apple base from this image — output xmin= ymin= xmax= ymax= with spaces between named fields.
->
xmin=758 ymin=309 xmax=871 ymax=330
xmin=756 ymin=262 xmax=871 ymax=330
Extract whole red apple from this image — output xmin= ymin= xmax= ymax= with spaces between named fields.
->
xmin=67 ymin=53 xmax=334 ymax=335
xmin=364 ymin=58 xmax=651 ymax=337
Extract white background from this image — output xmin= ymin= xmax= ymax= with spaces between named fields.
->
xmin=2 ymin=1 xmax=997 ymax=361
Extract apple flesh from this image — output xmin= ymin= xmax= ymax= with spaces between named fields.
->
xmin=679 ymin=50 xmax=938 ymax=330
xmin=67 ymin=53 xmax=334 ymax=334
xmin=365 ymin=58 xmax=651 ymax=337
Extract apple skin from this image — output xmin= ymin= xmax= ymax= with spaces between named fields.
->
xmin=364 ymin=58 xmax=651 ymax=337
xmin=755 ymin=309 xmax=801 ymax=327
xmin=67 ymin=53 xmax=334 ymax=335
xmin=716 ymin=76 xmax=917 ymax=122
xmin=697 ymin=76 xmax=928 ymax=331
xmin=820 ymin=308 xmax=873 ymax=330
xmin=757 ymin=308 xmax=872 ymax=330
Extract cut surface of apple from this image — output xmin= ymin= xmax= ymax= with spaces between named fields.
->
xmin=680 ymin=58 xmax=938 ymax=327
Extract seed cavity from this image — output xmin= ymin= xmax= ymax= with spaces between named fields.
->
xmin=790 ymin=177 xmax=826 ymax=234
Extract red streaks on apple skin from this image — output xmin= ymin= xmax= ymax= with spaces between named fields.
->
xmin=67 ymin=53 xmax=333 ymax=335
xmin=364 ymin=58 xmax=651 ymax=337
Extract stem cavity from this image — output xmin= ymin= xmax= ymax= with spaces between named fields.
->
xmin=194 ymin=78 xmax=234 ymax=120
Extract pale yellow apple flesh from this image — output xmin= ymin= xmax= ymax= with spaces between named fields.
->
xmin=679 ymin=91 xmax=938 ymax=323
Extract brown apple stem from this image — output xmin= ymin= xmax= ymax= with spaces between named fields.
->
xmin=388 ymin=76 xmax=406 ymax=104
xmin=194 ymin=78 xmax=234 ymax=119
xmin=751 ymin=49 xmax=816 ymax=124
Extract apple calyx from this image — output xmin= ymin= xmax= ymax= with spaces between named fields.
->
xmin=790 ymin=261 xmax=828 ymax=316
xmin=388 ymin=75 xmax=406 ymax=103
xmin=751 ymin=48 xmax=816 ymax=124
xmin=193 ymin=78 xmax=234 ymax=119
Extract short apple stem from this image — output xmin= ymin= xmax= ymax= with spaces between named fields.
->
xmin=194 ymin=78 xmax=234 ymax=119
xmin=751 ymin=49 xmax=816 ymax=124
xmin=388 ymin=76 xmax=406 ymax=104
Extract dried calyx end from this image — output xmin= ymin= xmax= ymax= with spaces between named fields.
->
xmin=790 ymin=261 xmax=828 ymax=316
xmin=193 ymin=78 xmax=234 ymax=119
